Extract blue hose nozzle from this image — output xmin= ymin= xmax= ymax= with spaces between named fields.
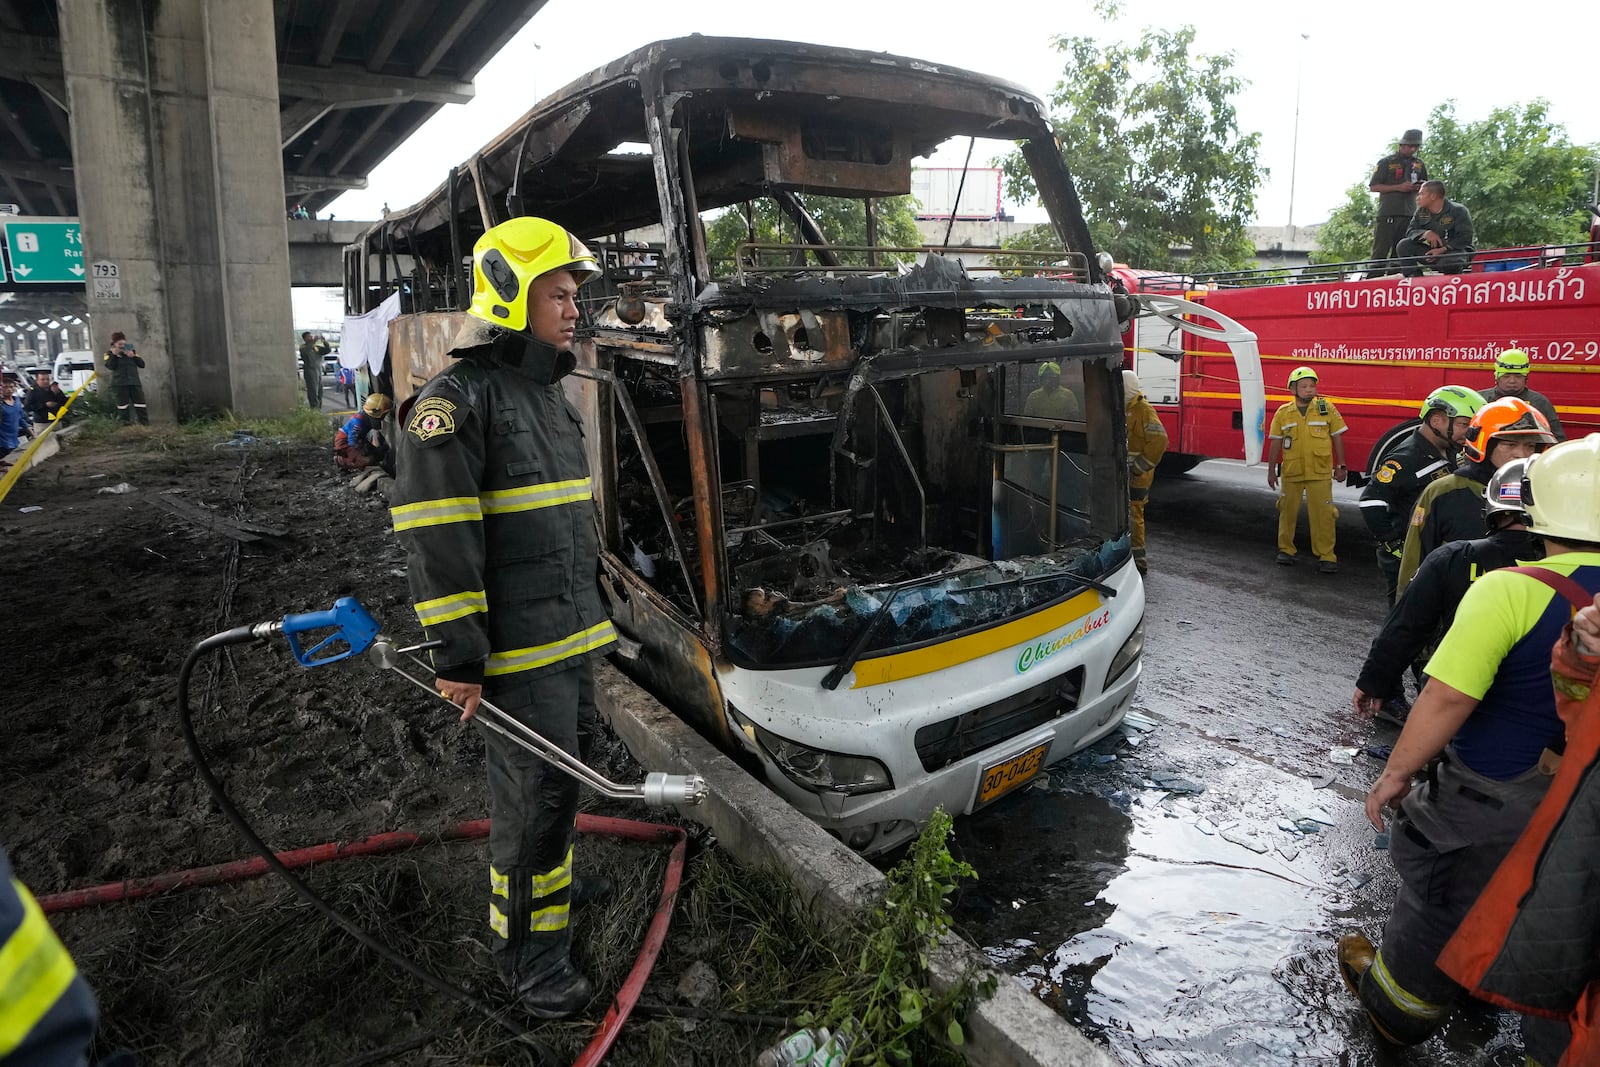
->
xmin=280 ymin=597 xmax=382 ymax=667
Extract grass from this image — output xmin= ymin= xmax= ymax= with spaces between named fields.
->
xmin=55 ymin=825 xmax=985 ymax=1066
xmin=65 ymin=401 xmax=334 ymax=450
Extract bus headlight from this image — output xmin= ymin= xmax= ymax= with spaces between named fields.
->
xmin=1104 ymin=616 xmax=1145 ymax=689
xmin=727 ymin=705 xmax=892 ymax=796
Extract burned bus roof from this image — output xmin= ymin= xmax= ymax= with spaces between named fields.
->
xmin=363 ymin=35 xmax=1057 ymax=256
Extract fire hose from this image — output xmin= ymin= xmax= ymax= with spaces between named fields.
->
xmin=174 ymin=597 xmax=707 ymax=1049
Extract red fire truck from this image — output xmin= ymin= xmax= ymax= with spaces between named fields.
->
xmin=1115 ymin=249 xmax=1600 ymax=485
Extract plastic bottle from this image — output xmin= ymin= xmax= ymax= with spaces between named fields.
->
xmin=755 ymin=1025 xmax=854 ymax=1067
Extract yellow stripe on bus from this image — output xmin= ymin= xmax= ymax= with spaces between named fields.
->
xmin=851 ymin=588 xmax=1103 ymax=689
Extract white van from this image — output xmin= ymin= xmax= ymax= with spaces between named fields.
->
xmin=53 ymin=350 xmax=98 ymax=394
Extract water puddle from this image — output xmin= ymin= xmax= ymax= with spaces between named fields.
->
xmin=951 ymin=737 xmax=1535 ymax=1065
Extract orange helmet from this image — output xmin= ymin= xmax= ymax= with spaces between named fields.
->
xmin=1461 ymin=397 xmax=1556 ymax=463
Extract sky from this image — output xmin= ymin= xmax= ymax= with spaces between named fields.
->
xmin=299 ymin=0 xmax=1598 ymax=325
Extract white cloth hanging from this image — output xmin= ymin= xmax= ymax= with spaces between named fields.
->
xmin=339 ymin=292 xmax=402 ymax=374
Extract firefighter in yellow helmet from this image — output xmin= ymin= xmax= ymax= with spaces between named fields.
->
xmin=1123 ymin=370 xmax=1167 ymax=575
xmin=390 ymin=217 xmax=615 ymax=1018
xmin=1266 ymin=366 xmax=1348 ymax=572
xmin=1479 ymin=348 xmax=1566 ymax=441
xmin=1023 ymin=361 xmax=1081 ymax=421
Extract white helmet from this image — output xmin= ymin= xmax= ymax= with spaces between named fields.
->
xmin=1522 ymin=434 xmax=1600 ymax=543
xmin=1122 ymin=369 xmax=1142 ymax=398
xmin=1482 ymin=457 xmax=1531 ymax=524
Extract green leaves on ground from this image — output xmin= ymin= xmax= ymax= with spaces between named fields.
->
xmin=807 ymin=808 xmax=994 ymax=1066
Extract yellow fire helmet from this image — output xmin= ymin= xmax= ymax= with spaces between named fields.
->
xmin=363 ymin=393 xmax=392 ymax=418
xmin=1287 ymin=365 xmax=1319 ymax=385
xmin=1494 ymin=348 xmax=1531 ymax=378
xmin=468 ymin=217 xmax=600 ymax=332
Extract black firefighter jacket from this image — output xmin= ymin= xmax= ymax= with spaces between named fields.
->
xmin=1395 ymin=458 xmax=1498 ymax=595
xmin=389 ymin=330 xmax=615 ymax=686
xmin=1356 ymin=528 xmax=1543 ymax=699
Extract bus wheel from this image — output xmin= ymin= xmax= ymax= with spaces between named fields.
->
xmin=1155 ymin=453 xmax=1202 ymax=477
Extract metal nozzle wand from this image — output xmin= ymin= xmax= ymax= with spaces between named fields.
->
xmin=367 ymin=635 xmax=708 ymax=807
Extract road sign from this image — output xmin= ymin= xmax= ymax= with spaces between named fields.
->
xmin=3 ymin=220 xmax=85 ymax=283
xmin=90 ymin=260 xmax=121 ymax=300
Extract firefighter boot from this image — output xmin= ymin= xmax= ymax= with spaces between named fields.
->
xmin=518 ymin=960 xmax=592 ymax=1019
xmin=1339 ymin=936 xmax=1447 ymax=1046
xmin=1337 ymin=934 xmax=1375 ymax=997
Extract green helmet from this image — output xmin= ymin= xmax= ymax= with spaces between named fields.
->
xmin=1419 ymin=384 xmax=1485 ymax=421
xmin=1287 ymin=365 xmax=1318 ymax=385
xmin=1494 ymin=349 xmax=1531 ymax=377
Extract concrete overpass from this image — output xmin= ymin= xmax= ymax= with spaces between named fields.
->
xmin=0 ymin=219 xmax=373 ymax=363
xmin=0 ymin=0 xmax=547 ymax=420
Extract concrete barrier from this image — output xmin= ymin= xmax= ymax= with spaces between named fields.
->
xmin=594 ymin=661 xmax=1115 ymax=1067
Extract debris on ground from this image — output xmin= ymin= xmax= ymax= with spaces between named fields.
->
xmin=2 ymin=438 xmax=900 ymax=1066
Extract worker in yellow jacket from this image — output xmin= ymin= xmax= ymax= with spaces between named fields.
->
xmin=1266 ymin=366 xmax=1348 ymax=573
xmin=1123 ymin=370 xmax=1168 ymax=575
xmin=0 ymin=844 xmax=102 ymax=1061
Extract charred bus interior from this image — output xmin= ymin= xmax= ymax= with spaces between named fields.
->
xmin=348 ymin=39 xmax=1137 ymax=842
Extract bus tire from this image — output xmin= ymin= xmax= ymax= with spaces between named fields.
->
xmin=1155 ymin=453 xmax=1202 ymax=477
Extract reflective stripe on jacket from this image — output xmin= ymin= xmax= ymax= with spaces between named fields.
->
xmin=1126 ymin=391 xmax=1167 ymax=487
xmin=390 ymin=333 xmax=614 ymax=685
xmin=0 ymin=846 xmax=98 ymax=1061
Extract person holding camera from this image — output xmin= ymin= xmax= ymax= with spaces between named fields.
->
xmin=299 ymin=332 xmax=330 ymax=409
xmin=102 ymin=331 xmax=147 ymax=424
xmin=1366 ymin=129 xmax=1428 ymax=275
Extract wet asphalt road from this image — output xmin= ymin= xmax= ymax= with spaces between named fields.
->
xmin=947 ymin=461 xmax=1527 ymax=1067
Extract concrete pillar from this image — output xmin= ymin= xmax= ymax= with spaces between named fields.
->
xmin=59 ymin=0 xmax=297 ymax=420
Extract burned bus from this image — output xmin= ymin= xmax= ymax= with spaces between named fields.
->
xmin=347 ymin=37 xmax=1146 ymax=854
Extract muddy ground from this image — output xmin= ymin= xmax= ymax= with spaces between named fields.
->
xmin=0 ymin=434 xmax=834 ymax=1066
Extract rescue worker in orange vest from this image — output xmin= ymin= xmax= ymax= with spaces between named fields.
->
xmin=1266 ymin=366 xmax=1347 ymax=573
xmin=1339 ymin=435 xmax=1600 ymax=1063
xmin=1437 ymin=537 xmax=1600 ymax=1067
xmin=1123 ymin=370 xmax=1167 ymax=576
xmin=390 ymin=217 xmax=617 ymax=1019
xmin=1395 ymin=397 xmax=1555 ymax=596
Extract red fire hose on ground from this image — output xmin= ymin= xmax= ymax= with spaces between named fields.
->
xmin=39 ymin=813 xmax=689 ymax=1067
xmin=63 ymin=601 xmax=711 ymax=1063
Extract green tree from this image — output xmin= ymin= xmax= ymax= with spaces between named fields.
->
xmin=703 ymin=195 xmax=924 ymax=274
xmin=999 ymin=13 xmax=1263 ymax=272
xmin=1309 ymin=183 xmax=1377 ymax=265
xmin=1316 ymin=100 xmax=1598 ymax=262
